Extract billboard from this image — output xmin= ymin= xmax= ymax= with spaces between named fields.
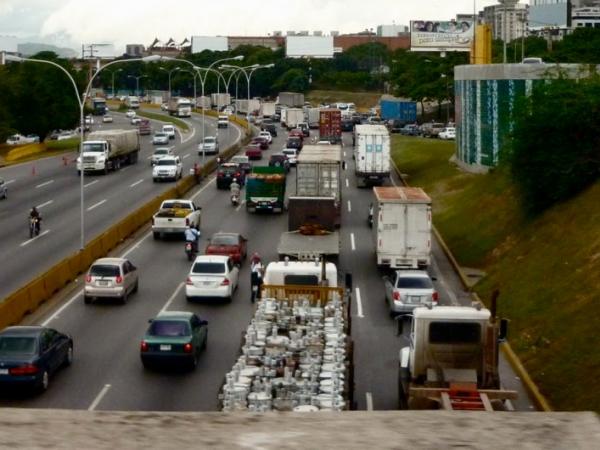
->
xmin=410 ymin=20 xmax=474 ymax=52
xmin=529 ymin=3 xmax=570 ymax=30
xmin=191 ymin=36 xmax=228 ymax=53
xmin=286 ymin=36 xmax=334 ymax=58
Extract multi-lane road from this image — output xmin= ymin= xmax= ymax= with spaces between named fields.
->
xmin=0 ymin=117 xmax=535 ymax=412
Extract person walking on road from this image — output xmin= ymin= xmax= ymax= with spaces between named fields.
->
xmin=250 ymin=253 xmax=264 ymax=303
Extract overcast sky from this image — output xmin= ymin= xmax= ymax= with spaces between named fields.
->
xmin=1 ymin=0 xmax=498 ymax=52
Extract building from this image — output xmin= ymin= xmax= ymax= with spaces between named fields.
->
xmin=125 ymin=44 xmax=145 ymax=57
xmin=228 ymin=36 xmax=284 ymax=50
xmin=482 ymin=1 xmax=528 ymax=41
xmin=572 ymin=6 xmax=600 ymax=28
xmin=377 ymin=24 xmax=409 ymax=37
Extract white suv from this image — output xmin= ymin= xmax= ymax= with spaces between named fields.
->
xmin=198 ymin=136 xmax=219 ymax=155
xmin=152 ymin=156 xmax=182 ymax=182
xmin=217 ymin=115 xmax=229 ymax=129
xmin=162 ymin=124 xmax=176 ymax=139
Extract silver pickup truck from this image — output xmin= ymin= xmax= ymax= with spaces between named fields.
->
xmin=151 ymin=199 xmax=201 ymax=239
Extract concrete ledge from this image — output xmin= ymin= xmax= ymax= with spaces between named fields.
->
xmin=0 ymin=409 xmax=597 ymax=449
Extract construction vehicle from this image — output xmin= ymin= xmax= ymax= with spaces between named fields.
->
xmin=397 ymin=300 xmax=517 ymax=411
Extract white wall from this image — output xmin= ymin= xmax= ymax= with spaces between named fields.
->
xmin=191 ymin=36 xmax=228 ymax=53
xmin=286 ymin=36 xmax=334 ymax=58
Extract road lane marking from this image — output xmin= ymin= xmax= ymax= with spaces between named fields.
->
xmin=88 ymin=384 xmax=111 ymax=411
xmin=37 ymin=200 xmax=53 ymax=209
xmin=87 ymin=199 xmax=107 ymax=211
xmin=84 ymin=180 xmax=99 ymax=188
xmin=130 ymin=179 xmax=144 ymax=187
xmin=347 ymin=200 xmax=351 ymax=213
xmin=190 ymin=176 xmax=216 ymax=200
xmin=343 ymin=151 xmax=346 ymax=158
xmin=182 ymin=153 xmax=190 ymax=159
xmin=345 ymin=178 xmax=349 ymax=188
xmin=122 ymin=231 xmax=152 ymax=257
xmin=41 ymin=289 xmax=82 ymax=326
xmin=366 ymin=392 xmax=374 ymax=411
xmin=350 ymin=233 xmax=356 ymax=251
xmin=20 ymin=230 xmax=50 ymax=247
xmin=35 ymin=180 xmax=54 ymax=189
xmin=120 ymin=167 xmax=130 ymax=172
xmin=161 ymin=282 xmax=185 ymax=313
xmin=355 ymin=287 xmax=364 ymax=318
xmin=5 ymin=179 xmax=16 ymax=185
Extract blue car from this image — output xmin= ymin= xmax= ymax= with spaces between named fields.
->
xmin=0 ymin=326 xmax=73 ymax=393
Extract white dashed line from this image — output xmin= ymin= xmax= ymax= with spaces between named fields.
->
xmin=35 ymin=180 xmax=54 ymax=189
xmin=366 ymin=392 xmax=374 ymax=411
xmin=350 ymin=233 xmax=356 ymax=251
xmin=345 ymin=178 xmax=349 ymax=188
xmin=182 ymin=153 xmax=190 ymax=159
xmin=84 ymin=180 xmax=99 ymax=188
xmin=347 ymin=200 xmax=352 ymax=213
xmin=88 ymin=384 xmax=111 ymax=411
xmin=87 ymin=199 xmax=107 ymax=211
xmin=161 ymin=282 xmax=185 ymax=313
xmin=130 ymin=179 xmax=144 ymax=187
xmin=355 ymin=287 xmax=364 ymax=318
xmin=20 ymin=230 xmax=50 ymax=247
xmin=37 ymin=200 xmax=53 ymax=209
xmin=5 ymin=179 xmax=16 ymax=185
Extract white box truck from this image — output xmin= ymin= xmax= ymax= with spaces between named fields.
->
xmin=77 ymin=130 xmax=140 ymax=174
xmin=260 ymin=101 xmax=276 ymax=118
xmin=373 ymin=186 xmax=431 ymax=269
xmin=283 ymin=107 xmax=304 ymax=130
xmin=354 ymin=124 xmax=390 ymax=187
xmin=307 ymin=107 xmax=321 ymax=129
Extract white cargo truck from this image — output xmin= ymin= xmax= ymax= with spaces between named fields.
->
xmin=283 ymin=107 xmax=304 ymax=130
xmin=373 ymin=186 xmax=431 ymax=269
xmin=77 ymin=130 xmax=140 ymax=174
xmin=278 ymin=92 xmax=304 ymax=107
xmin=235 ymin=98 xmax=261 ymax=115
xmin=307 ymin=107 xmax=321 ymax=129
xmin=211 ymin=93 xmax=231 ymax=110
xmin=260 ymin=101 xmax=276 ymax=118
xmin=354 ymin=124 xmax=390 ymax=187
xmin=126 ymin=96 xmax=140 ymax=109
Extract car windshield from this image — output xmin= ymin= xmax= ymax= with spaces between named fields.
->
xmin=149 ymin=320 xmax=190 ymax=337
xmin=90 ymin=265 xmax=120 ymax=277
xmin=163 ymin=127 xmax=174 ymax=132
xmin=231 ymin=157 xmax=248 ymax=164
xmin=162 ymin=201 xmax=191 ymax=210
xmin=154 ymin=133 xmax=166 ymax=138
xmin=0 ymin=336 xmax=37 ymax=355
xmin=156 ymin=159 xmax=176 ymax=166
xmin=283 ymin=150 xmax=295 ymax=155
xmin=154 ymin=150 xmax=169 ymax=156
xmin=397 ymin=277 xmax=433 ymax=289
xmin=204 ymin=137 xmax=216 ymax=143
xmin=192 ymin=262 xmax=226 ymax=274
xmin=211 ymin=235 xmax=238 ymax=246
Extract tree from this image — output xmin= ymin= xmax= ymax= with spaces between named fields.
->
xmin=508 ymin=76 xmax=600 ymax=214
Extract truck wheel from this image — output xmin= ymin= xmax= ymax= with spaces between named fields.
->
xmin=153 ymin=232 xmax=160 ymax=240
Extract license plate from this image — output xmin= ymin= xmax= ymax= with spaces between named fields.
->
xmin=203 ymin=281 xmax=213 ymax=286
xmin=98 ymin=281 xmax=109 ymax=286
xmin=409 ymin=296 xmax=421 ymax=304
xmin=159 ymin=345 xmax=171 ymax=351
xmin=0 ymin=369 xmax=8 ymax=375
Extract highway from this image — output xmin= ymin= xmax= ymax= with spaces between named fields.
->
xmin=0 ymin=110 xmax=243 ymax=299
xmin=0 ymin=120 xmax=535 ymax=412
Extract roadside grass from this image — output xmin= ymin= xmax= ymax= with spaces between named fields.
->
xmin=306 ymin=90 xmax=381 ymax=111
xmin=0 ymin=140 xmax=78 ymax=166
xmin=392 ymin=135 xmax=600 ymax=412
xmin=136 ymin=110 xmax=190 ymax=132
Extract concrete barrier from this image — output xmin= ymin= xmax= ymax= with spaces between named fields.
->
xmin=5 ymin=143 xmax=46 ymax=162
xmin=0 ymin=118 xmax=252 ymax=330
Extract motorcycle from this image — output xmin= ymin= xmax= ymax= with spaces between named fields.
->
xmin=29 ymin=217 xmax=41 ymax=238
xmin=231 ymin=193 xmax=239 ymax=206
xmin=367 ymin=214 xmax=373 ymax=228
xmin=185 ymin=241 xmax=198 ymax=261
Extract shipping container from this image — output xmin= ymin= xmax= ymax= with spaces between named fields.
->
xmin=319 ymin=109 xmax=342 ymax=144
xmin=296 ymin=144 xmax=342 ymax=202
xmin=379 ymin=98 xmax=417 ymax=123
xmin=353 ymin=124 xmax=390 ymax=187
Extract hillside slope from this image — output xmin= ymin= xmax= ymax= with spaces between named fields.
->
xmin=392 ymin=135 xmax=600 ymax=411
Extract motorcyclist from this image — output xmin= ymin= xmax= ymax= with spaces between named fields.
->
xmin=29 ymin=206 xmax=41 ymax=233
xmin=230 ymin=178 xmax=241 ymax=200
xmin=250 ymin=253 xmax=264 ymax=303
xmin=184 ymin=224 xmax=200 ymax=253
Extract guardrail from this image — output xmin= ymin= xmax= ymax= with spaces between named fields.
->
xmin=0 ymin=119 xmax=252 ymax=330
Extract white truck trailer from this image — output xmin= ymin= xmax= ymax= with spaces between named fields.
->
xmin=77 ymin=130 xmax=140 ymax=174
xmin=236 ymin=98 xmax=261 ymax=115
xmin=282 ymin=107 xmax=304 ymax=130
xmin=260 ymin=101 xmax=276 ymax=118
xmin=307 ymin=107 xmax=321 ymax=129
xmin=354 ymin=124 xmax=390 ymax=187
xmin=373 ymin=186 xmax=432 ymax=269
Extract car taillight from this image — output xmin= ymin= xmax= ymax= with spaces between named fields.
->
xmin=85 ymin=275 xmax=91 ymax=282
xmin=115 ymin=275 xmax=123 ymax=284
xmin=185 ymin=218 xmax=190 ymax=226
xmin=220 ymin=278 xmax=230 ymax=286
xmin=235 ymin=172 xmax=240 ymax=177
xmin=183 ymin=343 xmax=193 ymax=353
xmin=393 ymin=291 xmax=401 ymax=301
xmin=432 ymin=291 xmax=439 ymax=303
xmin=140 ymin=341 xmax=149 ymax=352
xmin=186 ymin=277 xmax=193 ymax=285
xmin=10 ymin=364 xmax=39 ymax=375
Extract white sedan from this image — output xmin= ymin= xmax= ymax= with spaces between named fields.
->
xmin=102 ymin=115 xmax=113 ymax=123
xmin=258 ymin=130 xmax=272 ymax=144
xmin=439 ymin=127 xmax=456 ymax=140
xmin=125 ymin=110 xmax=136 ymax=118
xmin=185 ymin=255 xmax=239 ymax=302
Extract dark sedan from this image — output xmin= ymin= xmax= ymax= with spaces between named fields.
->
xmin=205 ymin=232 xmax=247 ymax=265
xmin=251 ymin=136 xmax=269 ymax=150
xmin=286 ymin=137 xmax=303 ymax=151
xmin=140 ymin=311 xmax=208 ymax=370
xmin=0 ymin=326 xmax=73 ymax=393
xmin=216 ymin=163 xmax=245 ymax=189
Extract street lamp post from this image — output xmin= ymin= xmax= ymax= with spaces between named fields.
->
xmin=107 ymin=68 xmax=122 ymax=98
xmin=159 ymin=67 xmax=180 ymax=101
xmin=177 ymin=69 xmax=197 ymax=111
xmin=221 ymin=63 xmax=274 ymax=123
xmin=2 ymin=53 xmax=165 ymax=249
xmin=127 ymin=74 xmax=147 ymax=96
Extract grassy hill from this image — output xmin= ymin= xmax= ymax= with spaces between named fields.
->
xmin=392 ymin=135 xmax=600 ymax=412
xmin=306 ymin=90 xmax=381 ymax=111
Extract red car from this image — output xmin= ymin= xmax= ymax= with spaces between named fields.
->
xmin=205 ymin=233 xmax=247 ymax=265
xmin=288 ymin=129 xmax=304 ymax=141
xmin=245 ymin=144 xmax=262 ymax=160
xmin=251 ymin=136 xmax=269 ymax=150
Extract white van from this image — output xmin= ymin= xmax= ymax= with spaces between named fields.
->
xmin=162 ymin=124 xmax=176 ymax=140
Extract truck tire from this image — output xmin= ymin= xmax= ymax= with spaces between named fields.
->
xmin=153 ymin=232 xmax=160 ymax=240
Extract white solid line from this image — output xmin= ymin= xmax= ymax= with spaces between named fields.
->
xmin=366 ymin=392 xmax=374 ymax=411
xmin=350 ymin=233 xmax=356 ymax=251
xmin=84 ymin=180 xmax=99 ymax=188
xmin=161 ymin=282 xmax=185 ymax=313
xmin=355 ymin=287 xmax=364 ymax=318
xmin=345 ymin=178 xmax=349 ymax=188
xmin=35 ymin=180 xmax=54 ymax=189
xmin=88 ymin=384 xmax=111 ymax=411
xmin=41 ymin=289 xmax=82 ymax=326
xmin=120 ymin=167 xmax=129 ymax=172
xmin=190 ymin=176 xmax=216 ymax=200
xmin=146 ymin=155 xmax=152 ymax=159
xmin=20 ymin=230 xmax=50 ymax=247
xmin=130 ymin=179 xmax=144 ymax=187
xmin=347 ymin=200 xmax=351 ymax=213
xmin=87 ymin=199 xmax=107 ymax=211
xmin=37 ymin=200 xmax=53 ymax=209
xmin=182 ymin=153 xmax=190 ymax=159
xmin=5 ymin=179 xmax=16 ymax=185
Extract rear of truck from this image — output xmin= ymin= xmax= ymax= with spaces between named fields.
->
xmin=245 ymin=167 xmax=286 ymax=213
xmin=319 ymin=109 xmax=342 ymax=144
xmin=354 ymin=124 xmax=390 ymax=187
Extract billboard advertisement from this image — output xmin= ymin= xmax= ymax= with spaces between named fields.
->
xmin=286 ymin=36 xmax=334 ymax=59
xmin=191 ymin=36 xmax=228 ymax=54
xmin=410 ymin=20 xmax=474 ymax=52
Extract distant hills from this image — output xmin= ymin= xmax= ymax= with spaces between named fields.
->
xmin=18 ymin=42 xmax=77 ymax=58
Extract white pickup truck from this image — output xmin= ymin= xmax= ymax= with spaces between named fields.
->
xmin=151 ymin=199 xmax=201 ymax=240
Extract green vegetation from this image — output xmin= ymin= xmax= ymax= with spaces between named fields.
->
xmin=45 ymin=137 xmax=80 ymax=150
xmin=136 ymin=111 xmax=190 ymax=132
xmin=392 ymin=135 xmax=600 ymax=412
xmin=306 ymin=90 xmax=382 ymax=111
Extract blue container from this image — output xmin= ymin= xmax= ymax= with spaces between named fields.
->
xmin=380 ymin=99 xmax=417 ymax=123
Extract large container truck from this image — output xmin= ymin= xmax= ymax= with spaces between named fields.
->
xmin=278 ymin=92 xmax=304 ymax=107
xmin=353 ymin=124 xmax=390 ymax=187
xmin=167 ymin=98 xmax=192 ymax=118
xmin=260 ymin=101 xmax=277 ymax=118
xmin=245 ymin=166 xmax=286 ymax=213
xmin=211 ymin=93 xmax=231 ymax=109
xmin=319 ymin=109 xmax=342 ymax=144
xmin=236 ymin=99 xmax=261 ymax=115
xmin=77 ymin=130 xmax=140 ymax=174
xmin=282 ymin=107 xmax=304 ymax=130
xmin=379 ymin=98 xmax=417 ymax=123
xmin=373 ymin=186 xmax=431 ymax=269
xmin=307 ymin=107 xmax=321 ymax=129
